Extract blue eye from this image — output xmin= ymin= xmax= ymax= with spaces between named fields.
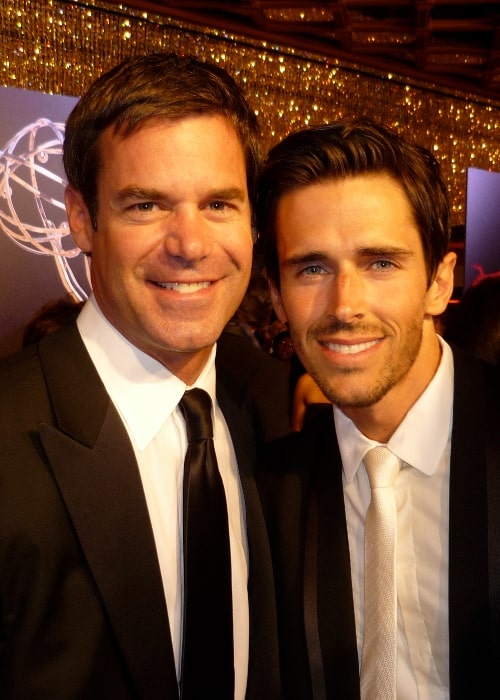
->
xmin=134 ymin=202 xmax=157 ymax=212
xmin=372 ymin=259 xmax=395 ymax=270
xmin=303 ymin=265 xmax=325 ymax=275
xmin=210 ymin=201 xmax=225 ymax=210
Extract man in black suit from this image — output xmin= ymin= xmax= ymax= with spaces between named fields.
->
xmin=0 ymin=54 xmax=289 ymax=698
xmin=255 ymin=118 xmax=500 ymax=698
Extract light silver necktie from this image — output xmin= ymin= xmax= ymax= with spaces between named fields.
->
xmin=360 ymin=446 xmax=400 ymax=700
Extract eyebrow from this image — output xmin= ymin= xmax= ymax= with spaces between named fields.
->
xmin=115 ymin=186 xmax=247 ymax=203
xmin=115 ymin=186 xmax=162 ymax=203
xmin=281 ymin=251 xmax=329 ymax=268
xmin=357 ymin=245 xmax=415 ymax=258
xmin=210 ymin=186 xmax=247 ymax=202
xmin=281 ymin=246 xmax=415 ymax=267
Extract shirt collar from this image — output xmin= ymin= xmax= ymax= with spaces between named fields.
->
xmin=336 ymin=337 xmax=454 ymax=483
xmin=77 ymin=294 xmax=217 ymax=450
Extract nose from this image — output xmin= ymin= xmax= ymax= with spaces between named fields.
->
xmin=162 ymin=209 xmax=213 ymax=265
xmin=328 ymin=270 xmax=365 ymax=323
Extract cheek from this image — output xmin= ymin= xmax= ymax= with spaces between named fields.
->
xmin=381 ymin=297 xmax=427 ymax=336
xmin=232 ymin=233 xmax=254 ymax=264
xmin=93 ymin=243 xmax=127 ymax=275
xmin=217 ymin=232 xmax=252 ymax=274
xmin=99 ymin=227 xmax=152 ymax=268
xmin=281 ymin=298 xmax=316 ymax=336
xmin=281 ymin=284 xmax=327 ymax=325
xmin=240 ymin=243 xmax=254 ymax=270
xmin=91 ymin=239 xmax=137 ymax=293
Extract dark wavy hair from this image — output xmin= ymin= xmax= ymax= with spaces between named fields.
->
xmin=255 ymin=117 xmax=450 ymax=289
xmin=63 ymin=52 xmax=261 ymax=226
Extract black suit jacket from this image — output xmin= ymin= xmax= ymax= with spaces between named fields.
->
xmin=0 ymin=323 xmax=289 ymax=699
xmin=259 ymin=348 xmax=500 ymax=699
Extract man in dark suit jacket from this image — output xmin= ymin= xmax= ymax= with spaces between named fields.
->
xmin=0 ymin=54 xmax=288 ymax=698
xmin=255 ymin=118 xmax=500 ymax=698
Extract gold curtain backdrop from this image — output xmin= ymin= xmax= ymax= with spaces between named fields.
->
xmin=1 ymin=0 xmax=500 ymax=227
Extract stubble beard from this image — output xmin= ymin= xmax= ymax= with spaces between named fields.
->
xmin=293 ymin=318 xmax=424 ymax=410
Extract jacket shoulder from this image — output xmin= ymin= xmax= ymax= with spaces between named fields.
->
xmin=217 ymin=331 xmax=291 ymax=443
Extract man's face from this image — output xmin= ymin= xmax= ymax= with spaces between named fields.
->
xmin=66 ymin=115 xmax=253 ymax=383
xmin=270 ymin=173 xmax=455 ymax=433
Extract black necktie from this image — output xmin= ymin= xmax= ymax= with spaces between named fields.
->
xmin=178 ymin=388 xmax=234 ymax=699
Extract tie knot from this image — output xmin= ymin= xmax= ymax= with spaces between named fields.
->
xmin=179 ymin=388 xmax=213 ymax=442
xmin=363 ymin=446 xmax=400 ymax=489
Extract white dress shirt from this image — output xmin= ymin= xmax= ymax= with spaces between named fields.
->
xmin=336 ymin=338 xmax=454 ymax=699
xmin=77 ymin=295 xmax=249 ymax=699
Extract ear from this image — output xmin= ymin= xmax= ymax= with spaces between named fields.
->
xmin=64 ymin=186 xmax=95 ymax=254
xmin=425 ymin=251 xmax=457 ymax=316
xmin=269 ymin=282 xmax=288 ymax=324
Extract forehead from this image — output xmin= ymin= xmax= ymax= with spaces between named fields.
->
xmin=274 ymin=173 xmax=424 ymax=257
xmin=101 ymin=113 xmax=242 ymax=152
xmin=95 ymin=114 xmax=248 ymax=186
xmin=279 ymin=171 xmax=410 ymax=210
xmin=276 ymin=173 xmax=414 ymax=231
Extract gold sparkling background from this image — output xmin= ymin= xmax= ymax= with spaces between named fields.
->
xmin=1 ymin=0 xmax=500 ymax=227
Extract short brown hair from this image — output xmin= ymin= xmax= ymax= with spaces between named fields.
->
xmin=255 ymin=117 xmax=450 ymax=289
xmin=63 ymin=52 xmax=261 ymax=225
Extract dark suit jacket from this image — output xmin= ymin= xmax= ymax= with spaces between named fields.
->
xmin=0 ymin=323 xmax=289 ymax=699
xmin=259 ymin=348 xmax=500 ymax=699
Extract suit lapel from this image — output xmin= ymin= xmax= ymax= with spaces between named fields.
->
xmin=216 ymin=375 xmax=282 ymax=699
xmin=38 ymin=324 xmax=179 ymax=698
xmin=448 ymin=349 xmax=490 ymax=695
xmin=309 ymin=411 xmax=360 ymax=698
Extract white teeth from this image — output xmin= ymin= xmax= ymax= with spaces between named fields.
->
xmin=155 ymin=281 xmax=210 ymax=293
xmin=326 ymin=340 xmax=378 ymax=354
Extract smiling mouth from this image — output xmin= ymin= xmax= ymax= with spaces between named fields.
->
xmin=324 ymin=339 xmax=380 ymax=354
xmin=153 ymin=281 xmax=211 ymax=293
